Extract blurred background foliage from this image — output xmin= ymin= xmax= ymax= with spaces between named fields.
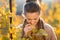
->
xmin=0 ymin=0 xmax=60 ymax=40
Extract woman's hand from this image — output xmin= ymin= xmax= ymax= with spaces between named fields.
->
xmin=24 ymin=24 xmax=33 ymax=37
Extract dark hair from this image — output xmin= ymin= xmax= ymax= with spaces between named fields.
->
xmin=38 ymin=0 xmax=42 ymax=3
xmin=24 ymin=2 xmax=41 ymax=15
xmin=26 ymin=0 xmax=37 ymax=2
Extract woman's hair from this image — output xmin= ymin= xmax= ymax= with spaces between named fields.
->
xmin=26 ymin=0 xmax=42 ymax=4
xmin=39 ymin=0 xmax=42 ymax=3
xmin=24 ymin=2 xmax=41 ymax=15
xmin=26 ymin=0 xmax=37 ymax=2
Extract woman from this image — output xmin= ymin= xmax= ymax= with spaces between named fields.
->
xmin=17 ymin=2 xmax=57 ymax=40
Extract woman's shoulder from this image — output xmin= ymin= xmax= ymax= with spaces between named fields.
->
xmin=40 ymin=19 xmax=54 ymax=31
xmin=44 ymin=23 xmax=57 ymax=40
xmin=44 ymin=23 xmax=54 ymax=31
xmin=16 ymin=24 xmax=23 ymax=28
xmin=16 ymin=24 xmax=24 ymax=32
xmin=44 ymin=23 xmax=55 ymax=38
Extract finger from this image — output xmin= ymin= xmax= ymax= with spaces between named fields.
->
xmin=25 ymin=24 xmax=31 ymax=27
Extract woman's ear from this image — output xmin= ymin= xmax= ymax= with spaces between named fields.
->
xmin=22 ymin=13 xmax=25 ymax=18
xmin=22 ymin=13 xmax=27 ymax=20
xmin=39 ymin=10 xmax=42 ymax=17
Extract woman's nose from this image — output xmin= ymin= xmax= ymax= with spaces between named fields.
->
xmin=31 ymin=20 xmax=34 ymax=24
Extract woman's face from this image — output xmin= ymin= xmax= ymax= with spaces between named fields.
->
xmin=25 ymin=12 xmax=40 ymax=26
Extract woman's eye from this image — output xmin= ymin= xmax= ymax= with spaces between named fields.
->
xmin=27 ymin=19 xmax=31 ymax=21
xmin=34 ymin=18 xmax=37 ymax=20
